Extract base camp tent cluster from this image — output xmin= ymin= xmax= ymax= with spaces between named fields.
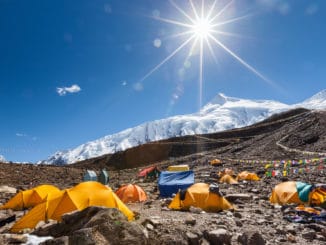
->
xmin=1 ymin=182 xmax=139 ymax=232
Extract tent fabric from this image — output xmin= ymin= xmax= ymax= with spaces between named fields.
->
xmin=115 ymin=184 xmax=147 ymax=203
xmin=310 ymin=184 xmax=326 ymax=206
xmin=218 ymin=168 xmax=235 ymax=177
xmin=169 ymin=183 xmax=233 ymax=212
xmin=158 ymin=171 xmax=194 ymax=197
xmin=219 ymin=174 xmax=238 ymax=184
xmin=270 ymin=181 xmax=305 ymax=205
xmin=236 ymin=171 xmax=260 ymax=181
xmin=0 ymin=185 xmax=61 ymax=211
xmin=138 ymin=166 xmax=159 ymax=178
xmin=10 ymin=181 xmax=134 ymax=233
xmin=210 ymin=159 xmax=222 ymax=165
xmin=296 ymin=182 xmax=313 ymax=202
xmin=167 ymin=165 xmax=190 ymax=171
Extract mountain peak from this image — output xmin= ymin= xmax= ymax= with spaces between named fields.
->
xmin=299 ymin=89 xmax=326 ymax=109
xmin=209 ymin=93 xmax=239 ymax=105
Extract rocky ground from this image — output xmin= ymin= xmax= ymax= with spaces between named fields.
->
xmin=0 ymin=157 xmax=325 ymax=244
xmin=0 ymin=109 xmax=325 ymax=244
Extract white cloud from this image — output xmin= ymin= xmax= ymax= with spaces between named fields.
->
xmin=256 ymin=0 xmax=291 ymax=15
xmin=104 ymin=4 xmax=112 ymax=14
xmin=16 ymin=133 xmax=27 ymax=137
xmin=133 ymin=82 xmax=143 ymax=92
xmin=305 ymin=4 xmax=318 ymax=16
xmin=153 ymin=38 xmax=162 ymax=48
xmin=121 ymin=80 xmax=127 ymax=86
xmin=56 ymin=84 xmax=81 ymax=96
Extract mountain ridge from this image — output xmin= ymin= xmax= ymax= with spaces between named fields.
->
xmin=40 ymin=90 xmax=326 ymax=165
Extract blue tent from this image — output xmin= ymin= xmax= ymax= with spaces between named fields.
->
xmin=158 ymin=171 xmax=194 ymax=197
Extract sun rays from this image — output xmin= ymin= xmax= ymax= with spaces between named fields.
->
xmin=141 ymin=0 xmax=276 ymax=107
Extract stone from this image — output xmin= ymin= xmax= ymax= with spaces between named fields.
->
xmin=233 ymin=212 xmax=242 ymax=218
xmin=6 ymin=234 xmax=28 ymax=244
xmin=207 ymin=229 xmax=232 ymax=245
xmin=225 ymin=194 xmax=251 ymax=202
xmin=238 ymin=231 xmax=266 ymax=245
xmin=189 ymin=206 xmax=203 ymax=214
xmin=33 ymin=207 xmax=148 ymax=245
xmin=186 ymin=232 xmax=199 ymax=245
xmin=42 ymin=236 xmax=69 ymax=245
xmin=185 ymin=215 xmax=196 ymax=226
xmin=146 ymin=223 xmax=154 ymax=230
xmin=302 ymin=231 xmax=316 ymax=241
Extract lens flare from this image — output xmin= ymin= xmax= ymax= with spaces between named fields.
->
xmin=141 ymin=0 xmax=277 ymax=107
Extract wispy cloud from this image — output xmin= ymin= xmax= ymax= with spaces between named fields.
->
xmin=305 ymin=4 xmax=318 ymax=16
xmin=256 ymin=0 xmax=291 ymax=15
xmin=16 ymin=133 xmax=38 ymax=141
xmin=133 ymin=82 xmax=144 ymax=92
xmin=56 ymin=84 xmax=81 ymax=96
xmin=16 ymin=133 xmax=27 ymax=137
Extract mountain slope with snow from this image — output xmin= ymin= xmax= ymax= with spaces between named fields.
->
xmin=41 ymin=90 xmax=326 ymax=165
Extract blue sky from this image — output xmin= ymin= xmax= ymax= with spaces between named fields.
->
xmin=0 ymin=0 xmax=325 ymax=162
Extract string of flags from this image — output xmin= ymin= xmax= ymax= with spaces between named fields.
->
xmin=223 ymin=157 xmax=326 ymax=177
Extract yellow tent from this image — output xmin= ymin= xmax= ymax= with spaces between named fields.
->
xmin=0 ymin=185 xmax=61 ymax=210
xmin=10 ymin=181 xmax=134 ymax=233
xmin=270 ymin=181 xmax=304 ymax=205
xmin=236 ymin=171 xmax=260 ymax=181
xmin=169 ymin=183 xmax=233 ymax=212
xmin=210 ymin=159 xmax=222 ymax=165
xmin=167 ymin=165 xmax=190 ymax=171
xmin=219 ymin=174 xmax=238 ymax=184
xmin=310 ymin=185 xmax=326 ymax=206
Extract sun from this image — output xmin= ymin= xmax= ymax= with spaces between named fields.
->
xmin=191 ymin=18 xmax=213 ymax=39
xmin=141 ymin=0 xmax=275 ymax=107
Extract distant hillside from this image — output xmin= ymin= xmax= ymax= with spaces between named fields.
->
xmin=71 ymin=108 xmax=326 ymax=170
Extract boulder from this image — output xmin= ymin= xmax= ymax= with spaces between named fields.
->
xmin=207 ymin=229 xmax=232 ymax=245
xmin=34 ymin=206 xmax=148 ymax=245
xmin=238 ymin=231 xmax=266 ymax=245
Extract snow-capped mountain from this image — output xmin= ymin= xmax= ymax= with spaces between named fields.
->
xmin=41 ymin=90 xmax=326 ymax=165
xmin=0 ymin=155 xmax=6 ymax=163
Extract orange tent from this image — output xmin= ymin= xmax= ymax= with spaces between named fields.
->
xmin=210 ymin=159 xmax=222 ymax=165
xmin=115 ymin=184 xmax=147 ymax=203
xmin=0 ymin=185 xmax=61 ymax=210
xmin=219 ymin=174 xmax=238 ymax=184
xmin=236 ymin=171 xmax=260 ymax=181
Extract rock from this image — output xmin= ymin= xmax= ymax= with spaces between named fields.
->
xmin=0 ymin=185 xmax=16 ymax=193
xmin=186 ymin=232 xmax=199 ymax=245
xmin=225 ymin=194 xmax=251 ymax=202
xmin=238 ymin=231 xmax=266 ymax=245
xmin=302 ymin=231 xmax=316 ymax=241
xmin=6 ymin=234 xmax=28 ymax=244
xmin=287 ymin=234 xmax=296 ymax=243
xmin=235 ymin=220 xmax=243 ymax=227
xmin=146 ymin=223 xmax=154 ymax=230
xmin=42 ymin=236 xmax=69 ymax=245
xmin=250 ymin=188 xmax=259 ymax=194
xmin=254 ymin=209 xmax=263 ymax=214
xmin=189 ymin=206 xmax=203 ymax=214
xmin=207 ymin=229 xmax=232 ymax=245
xmin=185 ymin=215 xmax=196 ymax=226
xmin=233 ymin=212 xmax=242 ymax=219
xmin=33 ymin=207 xmax=148 ymax=245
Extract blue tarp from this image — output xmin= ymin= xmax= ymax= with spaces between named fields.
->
xmin=158 ymin=171 xmax=194 ymax=197
xmin=296 ymin=181 xmax=312 ymax=202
